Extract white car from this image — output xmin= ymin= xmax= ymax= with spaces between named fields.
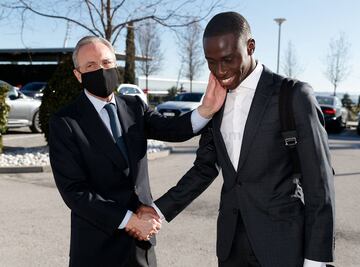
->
xmin=117 ymin=84 xmax=148 ymax=104
xmin=155 ymin=92 xmax=204 ymax=117
xmin=1 ymin=80 xmax=42 ymax=133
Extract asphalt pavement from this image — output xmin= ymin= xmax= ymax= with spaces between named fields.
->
xmin=0 ymin=128 xmax=359 ymax=266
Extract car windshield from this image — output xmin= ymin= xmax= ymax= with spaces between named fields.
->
xmin=316 ymin=96 xmax=334 ymax=106
xmin=174 ymin=93 xmax=203 ymax=102
xmin=21 ymin=82 xmax=46 ymax=91
xmin=119 ymin=87 xmax=140 ymax=94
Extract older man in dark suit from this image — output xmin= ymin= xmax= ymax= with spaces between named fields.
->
xmin=139 ymin=12 xmax=335 ymax=267
xmin=49 ymin=36 xmax=226 ymax=267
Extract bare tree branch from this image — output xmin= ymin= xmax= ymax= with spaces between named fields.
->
xmin=15 ymin=0 xmax=101 ymax=37
xmin=110 ymin=0 xmax=126 ymax=20
xmin=281 ymin=41 xmax=304 ymax=78
xmin=136 ymin=21 xmax=163 ymax=89
xmin=84 ymin=0 xmax=104 ymax=37
xmin=85 ymin=0 xmax=106 ymax=33
xmin=2 ymin=0 xmax=225 ymax=44
xmin=178 ymin=21 xmax=204 ymax=92
xmin=323 ymin=32 xmax=352 ymax=96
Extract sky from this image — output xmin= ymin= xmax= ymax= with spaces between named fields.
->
xmin=0 ymin=0 xmax=359 ymax=94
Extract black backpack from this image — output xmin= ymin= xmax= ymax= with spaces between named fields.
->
xmin=279 ymin=79 xmax=304 ymax=203
xmin=279 ymin=79 xmax=335 ymax=202
xmin=279 ymin=78 xmax=335 ymax=267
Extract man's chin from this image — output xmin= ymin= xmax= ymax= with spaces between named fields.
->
xmin=225 ymin=81 xmax=240 ymax=91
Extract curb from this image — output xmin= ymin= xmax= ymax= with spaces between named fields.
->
xmin=0 ymin=150 xmax=171 ymax=174
xmin=0 ymin=165 xmax=52 ymax=174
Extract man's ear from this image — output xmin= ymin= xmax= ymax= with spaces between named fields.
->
xmin=247 ymin=39 xmax=256 ymax=55
xmin=73 ymin=69 xmax=82 ymax=83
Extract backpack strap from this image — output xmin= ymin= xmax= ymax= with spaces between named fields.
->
xmin=279 ymin=78 xmax=304 ymax=202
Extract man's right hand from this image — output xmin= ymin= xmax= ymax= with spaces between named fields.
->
xmin=197 ymin=73 xmax=227 ymax=119
xmin=125 ymin=213 xmax=161 ymax=241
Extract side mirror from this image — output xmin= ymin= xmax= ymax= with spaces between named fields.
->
xmin=8 ymin=94 xmax=18 ymax=100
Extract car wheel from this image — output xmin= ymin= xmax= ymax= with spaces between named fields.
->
xmin=30 ymin=111 xmax=42 ymax=133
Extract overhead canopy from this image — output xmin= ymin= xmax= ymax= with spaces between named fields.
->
xmin=0 ymin=48 xmax=147 ymax=63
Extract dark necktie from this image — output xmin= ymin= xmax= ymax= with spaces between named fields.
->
xmin=105 ymin=104 xmax=152 ymax=207
xmin=104 ymin=103 xmax=129 ymax=164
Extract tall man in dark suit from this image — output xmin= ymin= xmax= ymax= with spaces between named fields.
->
xmin=48 ymin=36 xmax=226 ymax=267
xmin=139 ymin=12 xmax=335 ymax=267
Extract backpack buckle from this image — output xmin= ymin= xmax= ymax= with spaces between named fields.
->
xmin=284 ymin=136 xmax=297 ymax=147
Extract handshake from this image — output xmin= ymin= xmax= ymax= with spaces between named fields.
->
xmin=125 ymin=205 xmax=162 ymax=241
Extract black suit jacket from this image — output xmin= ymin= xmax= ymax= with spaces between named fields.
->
xmin=155 ymin=66 xmax=335 ymax=267
xmin=49 ymin=92 xmax=195 ymax=266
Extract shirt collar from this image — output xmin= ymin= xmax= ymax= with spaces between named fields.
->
xmin=84 ymin=89 xmax=116 ymax=114
xmin=233 ymin=61 xmax=263 ymax=92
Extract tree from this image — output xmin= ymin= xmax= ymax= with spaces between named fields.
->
xmin=0 ymin=83 xmax=10 ymax=153
xmin=136 ymin=21 xmax=163 ymax=90
xmin=324 ymin=32 xmax=351 ymax=96
xmin=123 ymin=22 xmax=135 ymax=84
xmin=2 ymin=0 xmax=223 ymax=45
xmin=39 ymin=55 xmax=82 ymax=142
xmin=341 ymin=93 xmax=353 ymax=109
xmin=178 ymin=21 xmax=203 ymax=92
xmin=282 ymin=41 xmax=303 ymax=78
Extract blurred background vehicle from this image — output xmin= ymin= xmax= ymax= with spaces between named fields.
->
xmin=19 ymin=82 xmax=47 ymax=99
xmin=117 ymin=83 xmax=148 ymax=104
xmin=1 ymin=80 xmax=42 ymax=133
xmin=315 ymin=94 xmax=348 ymax=133
xmin=155 ymin=92 xmax=203 ymax=117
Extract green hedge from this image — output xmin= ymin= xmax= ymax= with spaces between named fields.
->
xmin=0 ymin=83 xmax=10 ymax=153
xmin=39 ymin=56 xmax=82 ymax=142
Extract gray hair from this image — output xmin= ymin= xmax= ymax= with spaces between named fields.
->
xmin=72 ymin=36 xmax=116 ymax=68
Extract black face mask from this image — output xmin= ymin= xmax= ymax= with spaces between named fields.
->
xmin=81 ymin=67 xmax=120 ymax=98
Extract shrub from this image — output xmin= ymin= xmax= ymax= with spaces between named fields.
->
xmin=39 ymin=55 xmax=82 ymax=142
xmin=0 ymin=83 xmax=10 ymax=153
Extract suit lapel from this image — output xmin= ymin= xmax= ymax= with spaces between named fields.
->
xmin=213 ymin=98 xmax=237 ymax=177
xmin=76 ymin=92 xmax=128 ymax=171
xmin=236 ymin=66 xmax=277 ymax=172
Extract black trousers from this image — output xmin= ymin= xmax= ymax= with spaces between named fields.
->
xmin=128 ymin=241 xmax=157 ymax=267
xmin=218 ymin=213 xmax=261 ymax=267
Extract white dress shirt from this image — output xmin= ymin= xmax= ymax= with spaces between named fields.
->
xmin=84 ymin=90 xmax=210 ymax=229
xmin=218 ymin=63 xmax=325 ymax=267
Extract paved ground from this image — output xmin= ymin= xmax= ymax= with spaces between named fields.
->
xmin=0 ymin=128 xmax=360 ymax=266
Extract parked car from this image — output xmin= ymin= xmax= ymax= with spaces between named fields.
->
xmin=357 ymin=112 xmax=360 ymax=135
xmin=0 ymin=80 xmax=42 ymax=133
xmin=19 ymin=81 xmax=47 ymax=99
xmin=117 ymin=83 xmax=147 ymax=104
xmin=155 ymin=92 xmax=204 ymax=117
xmin=315 ymin=94 xmax=348 ymax=132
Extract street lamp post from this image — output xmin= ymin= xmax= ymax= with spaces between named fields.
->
xmin=274 ymin=18 xmax=286 ymax=74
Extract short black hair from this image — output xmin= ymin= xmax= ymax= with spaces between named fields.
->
xmin=203 ymin=12 xmax=252 ymax=41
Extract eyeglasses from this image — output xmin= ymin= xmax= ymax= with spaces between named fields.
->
xmin=77 ymin=58 xmax=117 ymax=72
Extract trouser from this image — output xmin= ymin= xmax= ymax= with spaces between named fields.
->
xmin=218 ymin=213 xmax=261 ymax=267
xmin=128 ymin=240 xmax=157 ymax=267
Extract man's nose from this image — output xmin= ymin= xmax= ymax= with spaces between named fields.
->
xmin=215 ymin=63 xmax=227 ymax=78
